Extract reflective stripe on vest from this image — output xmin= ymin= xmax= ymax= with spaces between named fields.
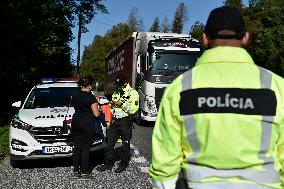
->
xmin=123 ymin=88 xmax=133 ymax=112
xmin=123 ymin=103 xmax=131 ymax=112
xmin=112 ymin=108 xmax=128 ymax=119
xmin=180 ymin=67 xmax=280 ymax=184
xmin=151 ymin=177 xmax=178 ymax=189
xmin=258 ymin=67 xmax=276 ymax=173
xmin=112 ymin=91 xmax=128 ymax=118
xmin=187 ymin=181 xmax=272 ymax=189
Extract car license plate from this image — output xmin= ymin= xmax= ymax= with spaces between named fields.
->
xmin=42 ymin=146 xmax=73 ymax=154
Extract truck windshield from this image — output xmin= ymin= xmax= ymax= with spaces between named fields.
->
xmin=149 ymin=51 xmax=200 ymax=71
xmin=24 ymin=87 xmax=79 ymax=109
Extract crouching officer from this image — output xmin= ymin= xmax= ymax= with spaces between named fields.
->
xmin=97 ymin=75 xmax=139 ymax=173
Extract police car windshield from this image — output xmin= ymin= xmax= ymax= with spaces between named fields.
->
xmin=149 ymin=51 xmax=200 ymax=71
xmin=24 ymin=87 xmax=79 ymax=109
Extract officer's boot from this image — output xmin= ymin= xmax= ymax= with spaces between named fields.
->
xmin=114 ymin=161 xmax=128 ymax=173
xmin=96 ymin=161 xmax=113 ymax=172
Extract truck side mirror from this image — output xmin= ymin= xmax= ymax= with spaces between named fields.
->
xmin=137 ymin=55 xmax=141 ymax=73
xmin=12 ymin=101 xmax=21 ymax=108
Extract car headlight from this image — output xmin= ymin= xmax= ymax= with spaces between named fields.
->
xmin=145 ymin=96 xmax=157 ymax=115
xmin=11 ymin=117 xmax=33 ymax=131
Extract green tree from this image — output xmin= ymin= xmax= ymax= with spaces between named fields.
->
xmin=149 ymin=17 xmax=160 ymax=32
xmin=161 ymin=16 xmax=171 ymax=33
xmin=63 ymin=0 xmax=108 ymax=75
xmin=80 ymin=23 xmax=132 ymax=90
xmin=223 ymin=0 xmax=243 ymax=10
xmin=0 ymin=0 xmax=74 ymax=122
xmin=189 ymin=21 xmax=205 ymax=42
xmin=243 ymin=0 xmax=284 ymax=76
xmin=127 ymin=7 xmax=144 ymax=32
xmin=248 ymin=0 xmax=259 ymax=7
xmin=172 ymin=3 xmax=188 ymax=33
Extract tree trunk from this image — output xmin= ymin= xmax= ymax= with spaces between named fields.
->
xmin=76 ymin=14 xmax=82 ymax=76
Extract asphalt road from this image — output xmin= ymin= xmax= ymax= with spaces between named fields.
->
xmin=0 ymin=122 xmax=154 ymax=189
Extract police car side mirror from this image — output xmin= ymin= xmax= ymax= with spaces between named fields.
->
xmin=12 ymin=101 xmax=21 ymax=108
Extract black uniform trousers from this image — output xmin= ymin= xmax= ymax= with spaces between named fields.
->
xmin=104 ymin=116 xmax=132 ymax=165
xmin=71 ymin=119 xmax=95 ymax=174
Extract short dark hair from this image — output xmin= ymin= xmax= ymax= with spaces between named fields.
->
xmin=77 ymin=77 xmax=94 ymax=87
xmin=205 ymin=6 xmax=246 ymax=39
xmin=114 ymin=75 xmax=127 ymax=87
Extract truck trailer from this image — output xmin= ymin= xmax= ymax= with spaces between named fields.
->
xmin=104 ymin=32 xmax=202 ymax=123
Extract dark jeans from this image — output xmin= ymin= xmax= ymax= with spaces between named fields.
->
xmin=72 ymin=124 xmax=95 ymax=174
xmin=104 ymin=117 xmax=132 ymax=165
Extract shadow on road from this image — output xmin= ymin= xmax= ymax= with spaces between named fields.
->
xmin=14 ymin=150 xmax=105 ymax=170
xmin=134 ymin=121 xmax=155 ymax=128
xmin=11 ymin=146 xmax=132 ymax=171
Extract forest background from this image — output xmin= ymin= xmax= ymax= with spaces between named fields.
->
xmin=0 ymin=0 xmax=283 ymax=123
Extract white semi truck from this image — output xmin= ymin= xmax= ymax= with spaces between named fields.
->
xmin=104 ymin=32 xmax=202 ymax=123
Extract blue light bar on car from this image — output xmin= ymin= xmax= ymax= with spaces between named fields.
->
xmin=40 ymin=78 xmax=55 ymax=84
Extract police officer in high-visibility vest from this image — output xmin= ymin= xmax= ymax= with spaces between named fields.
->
xmin=97 ymin=75 xmax=139 ymax=173
xmin=149 ymin=6 xmax=284 ymax=189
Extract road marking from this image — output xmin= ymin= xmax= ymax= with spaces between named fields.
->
xmin=132 ymin=157 xmax=147 ymax=163
xmin=130 ymin=143 xmax=150 ymax=176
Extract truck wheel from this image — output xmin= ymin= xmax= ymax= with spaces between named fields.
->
xmin=10 ymin=156 xmax=19 ymax=168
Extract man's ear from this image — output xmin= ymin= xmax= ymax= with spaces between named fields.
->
xmin=202 ymin=33 xmax=209 ymax=48
xmin=241 ymin=32 xmax=250 ymax=47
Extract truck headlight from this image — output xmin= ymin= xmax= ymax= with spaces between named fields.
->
xmin=11 ymin=117 xmax=33 ymax=131
xmin=145 ymin=96 xmax=157 ymax=115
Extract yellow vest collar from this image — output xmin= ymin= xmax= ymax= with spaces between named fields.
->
xmin=123 ymin=83 xmax=131 ymax=93
xmin=196 ymin=46 xmax=255 ymax=66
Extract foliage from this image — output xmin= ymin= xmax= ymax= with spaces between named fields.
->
xmin=172 ymin=3 xmax=188 ymax=34
xmin=63 ymin=0 xmax=107 ymax=32
xmin=223 ymin=0 xmax=243 ymax=10
xmin=61 ymin=0 xmax=108 ymax=75
xmin=189 ymin=0 xmax=284 ymax=77
xmin=189 ymin=21 xmax=205 ymax=42
xmin=0 ymin=125 xmax=9 ymax=160
xmin=243 ymin=0 xmax=284 ymax=76
xmin=80 ymin=23 xmax=132 ymax=90
xmin=248 ymin=0 xmax=259 ymax=7
xmin=149 ymin=17 xmax=160 ymax=32
xmin=161 ymin=16 xmax=171 ymax=33
xmin=0 ymin=0 xmax=74 ymax=122
xmin=127 ymin=7 xmax=144 ymax=32
xmin=79 ymin=0 xmax=284 ymax=94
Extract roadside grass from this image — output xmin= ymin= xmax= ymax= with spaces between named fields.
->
xmin=0 ymin=124 xmax=9 ymax=160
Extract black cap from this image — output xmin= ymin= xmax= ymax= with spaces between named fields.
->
xmin=205 ymin=6 xmax=246 ymax=39
xmin=114 ymin=75 xmax=127 ymax=87
xmin=77 ymin=77 xmax=94 ymax=87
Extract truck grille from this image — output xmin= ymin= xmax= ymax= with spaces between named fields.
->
xmin=155 ymin=87 xmax=166 ymax=108
xmin=30 ymin=127 xmax=72 ymax=144
xmin=155 ymin=97 xmax=162 ymax=109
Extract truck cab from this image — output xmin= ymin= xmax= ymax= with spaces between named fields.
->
xmin=135 ymin=32 xmax=202 ymax=122
xmin=104 ymin=32 xmax=202 ymax=124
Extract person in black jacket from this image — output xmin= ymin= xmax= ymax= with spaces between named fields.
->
xmin=71 ymin=77 xmax=100 ymax=180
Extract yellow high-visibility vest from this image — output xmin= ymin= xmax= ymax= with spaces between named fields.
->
xmin=111 ymin=83 xmax=139 ymax=119
xmin=149 ymin=46 xmax=284 ymax=189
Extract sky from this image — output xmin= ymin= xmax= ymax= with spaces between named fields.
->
xmin=70 ymin=0 xmax=248 ymax=63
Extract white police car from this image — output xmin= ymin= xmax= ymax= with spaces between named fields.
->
xmin=9 ymin=78 xmax=105 ymax=167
